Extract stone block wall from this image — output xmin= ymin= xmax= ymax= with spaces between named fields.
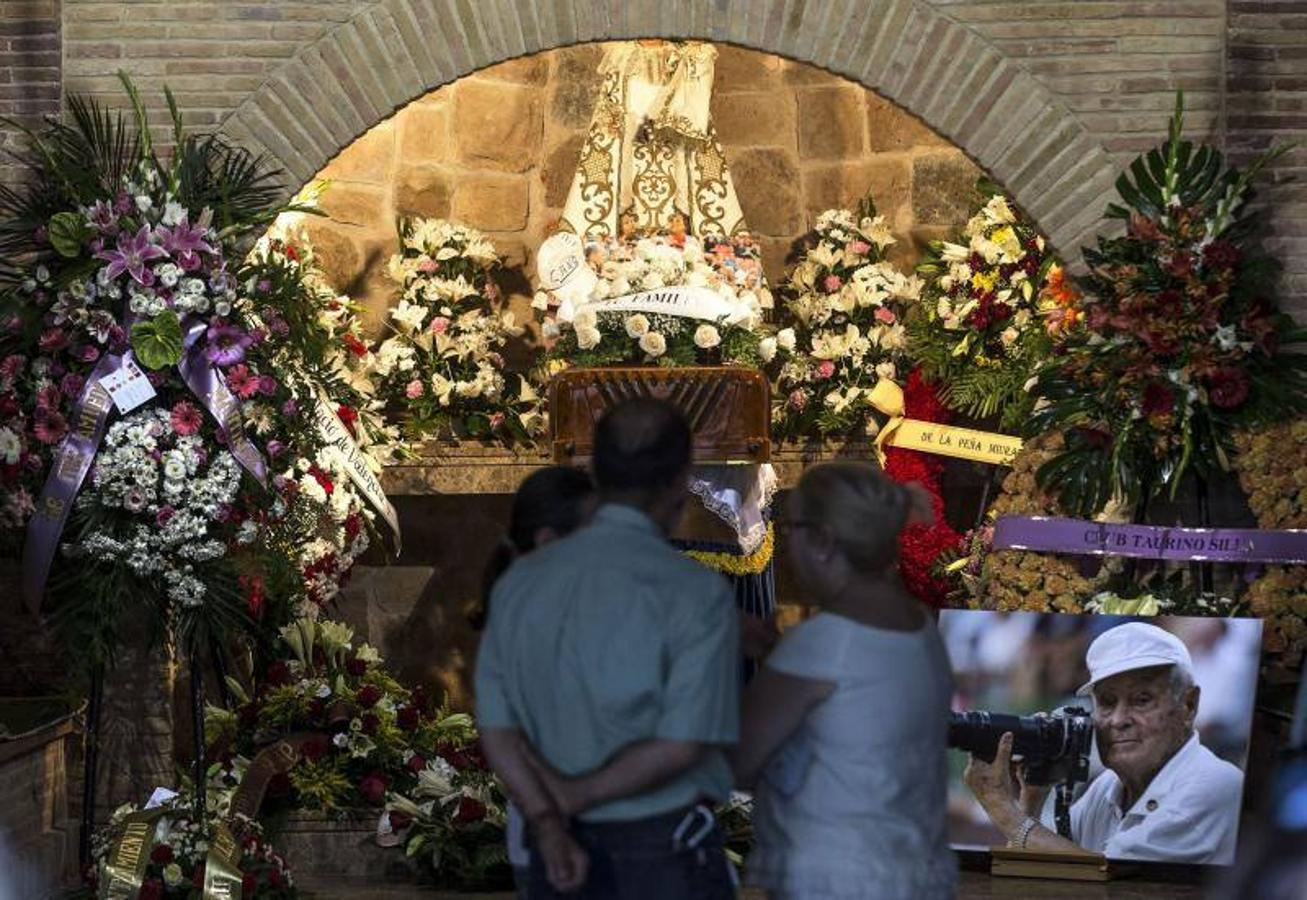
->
xmin=302 ymin=44 xmax=983 ymax=337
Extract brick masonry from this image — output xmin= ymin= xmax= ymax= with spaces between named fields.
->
xmin=0 ymin=1 xmax=1301 ymax=314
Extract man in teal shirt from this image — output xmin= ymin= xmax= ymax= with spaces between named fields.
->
xmin=477 ymin=398 xmax=740 ymax=899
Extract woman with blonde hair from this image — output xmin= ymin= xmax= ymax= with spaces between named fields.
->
xmin=732 ymin=461 xmax=957 ymax=900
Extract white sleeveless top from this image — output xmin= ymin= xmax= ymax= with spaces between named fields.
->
xmin=747 ymin=612 xmax=958 ymax=900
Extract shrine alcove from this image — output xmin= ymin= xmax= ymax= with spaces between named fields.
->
xmin=289 ymin=43 xmax=996 ymax=705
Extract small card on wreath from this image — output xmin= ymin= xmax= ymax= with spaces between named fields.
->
xmin=98 ymin=355 xmax=157 ymax=414
xmin=990 ymin=847 xmax=1123 ymax=882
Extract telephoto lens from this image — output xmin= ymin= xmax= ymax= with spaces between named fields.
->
xmin=947 ymin=707 xmax=1093 ymax=786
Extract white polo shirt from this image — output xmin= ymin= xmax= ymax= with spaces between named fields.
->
xmin=1070 ymin=733 xmax=1244 ymax=864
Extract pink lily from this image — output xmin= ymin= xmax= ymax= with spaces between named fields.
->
xmin=94 ymin=224 xmax=167 ymax=285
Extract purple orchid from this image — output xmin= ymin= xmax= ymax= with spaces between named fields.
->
xmin=94 ymin=224 xmax=167 ymax=286
xmin=157 ymin=214 xmax=216 ymax=272
xmin=204 ymin=321 xmax=253 ymax=367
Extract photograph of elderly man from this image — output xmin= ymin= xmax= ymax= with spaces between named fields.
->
xmin=949 ymin=616 xmax=1259 ymax=865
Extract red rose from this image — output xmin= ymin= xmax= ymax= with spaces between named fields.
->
xmin=406 ymin=753 xmax=427 ymax=775
xmin=454 ymin=796 xmax=487 ymax=823
xmin=150 ymin=844 xmax=174 ymax=865
xmin=361 ymin=713 xmax=379 ymax=735
xmin=1141 ymin=382 xmax=1176 ymax=418
xmin=301 ymin=735 xmax=330 ymax=762
xmin=358 ymin=772 xmax=390 ymax=806
xmin=138 ymin=879 xmax=164 ymax=900
xmin=356 ymin=685 xmax=382 ymax=709
xmin=346 ymin=657 xmax=368 ymax=677
xmin=1208 ymin=366 xmax=1251 ymax=409
xmin=396 ymin=705 xmax=420 ymax=731
xmin=388 ymin=810 xmax=413 ymax=831
xmin=265 ymin=661 xmax=291 ymax=686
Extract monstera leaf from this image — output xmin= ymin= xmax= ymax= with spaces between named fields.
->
xmin=1106 ymin=92 xmax=1290 ymax=240
xmin=131 ymin=310 xmax=184 ymax=369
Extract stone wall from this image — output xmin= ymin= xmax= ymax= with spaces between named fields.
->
xmin=302 ymin=44 xmax=981 ymax=333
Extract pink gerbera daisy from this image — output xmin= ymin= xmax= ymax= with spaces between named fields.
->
xmin=170 ymin=401 xmax=203 ymax=436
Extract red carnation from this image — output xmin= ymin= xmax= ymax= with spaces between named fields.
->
xmin=138 ymin=879 xmax=164 ymax=900
xmin=454 ymin=796 xmax=487 ymax=823
xmin=396 ymin=705 xmax=420 ymax=731
xmin=358 ymin=771 xmax=390 ymax=806
xmin=1208 ymin=366 xmax=1251 ymax=409
xmin=343 ymin=333 xmax=369 ymax=358
xmin=388 ymin=810 xmax=413 ymax=831
xmin=309 ymin=465 xmax=334 ymax=496
xmin=1203 ymin=240 xmax=1241 ymax=273
xmin=149 ymin=844 xmax=174 ymax=865
xmin=406 ymin=753 xmax=427 ymax=775
xmin=337 ymin=404 xmax=359 ymax=437
xmin=356 ymin=684 xmax=382 ymax=709
xmin=1141 ymin=382 xmax=1176 ymax=418
xmin=361 ymin=713 xmax=380 ymax=735
xmin=346 ymin=656 xmax=368 ymax=677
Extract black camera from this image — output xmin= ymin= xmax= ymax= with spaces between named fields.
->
xmin=949 ymin=706 xmax=1094 ymax=788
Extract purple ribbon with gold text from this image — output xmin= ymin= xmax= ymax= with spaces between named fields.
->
xmin=179 ymin=322 xmax=267 ymax=486
xmin=21 ymin=323 xmax=267 ymax=611
xmin=993 ymin=515 xmax=1307 ymax=564
xmin=21 ymin=352 xmax=121 ymax=612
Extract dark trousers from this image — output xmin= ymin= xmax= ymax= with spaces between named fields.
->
xmin=526 ymin=806 xmax=736 ymax=900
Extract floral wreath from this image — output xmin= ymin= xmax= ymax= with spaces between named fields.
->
xmin=911 ymin=182 xmax=1073 ymax=431
xmin=1234 ymin=420 xmax=1307 ymax=676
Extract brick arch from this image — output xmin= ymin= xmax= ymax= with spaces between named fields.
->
xmin=217 ymin=0 xmax=1118 ymax=266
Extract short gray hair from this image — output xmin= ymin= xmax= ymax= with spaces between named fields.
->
xmin=1167 ymin=664 xmax=1194 ymax=700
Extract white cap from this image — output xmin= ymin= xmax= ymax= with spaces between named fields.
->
xmin=1076 ymin=622 xmax=1193 ymax=697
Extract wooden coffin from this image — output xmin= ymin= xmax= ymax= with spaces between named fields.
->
xmin=549 ymin=366 xmax=771 ymax=465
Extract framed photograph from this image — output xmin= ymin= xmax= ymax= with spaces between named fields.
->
xmin=939 ymin=609 xmax=1262 ymax=865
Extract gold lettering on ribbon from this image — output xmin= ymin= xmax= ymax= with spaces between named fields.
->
xmin=203 ymin=823 xmax=245 ymax=900
xmin=888 ymin=419 xmax=1023 ymax=466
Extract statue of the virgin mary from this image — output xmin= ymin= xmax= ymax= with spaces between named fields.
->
xmin=560 ymin=40 xmax=750 ymax=239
